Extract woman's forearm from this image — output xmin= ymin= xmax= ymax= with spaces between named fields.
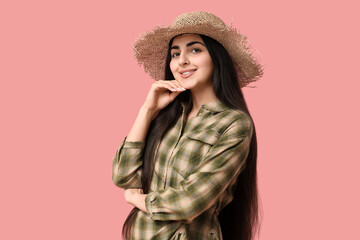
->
xmin=126 ymin=106 xmax=157 ymax=142
xmin=125 ymin=189 xmax=148 ymax=213
xmin=123 ymin=107 xmax=154 ymax=211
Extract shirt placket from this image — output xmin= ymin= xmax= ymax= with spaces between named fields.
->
xmin=163 ymin=107 xmax=186 ymax=189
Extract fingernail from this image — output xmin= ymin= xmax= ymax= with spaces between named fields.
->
xmin=181 ymin=87 xmax=186 ymax=90
xmin=171 ymin=88 xmax=177 ymax=91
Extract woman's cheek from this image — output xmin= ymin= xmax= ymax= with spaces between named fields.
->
xmin=169 ymin=62 xmax=176 ymax=75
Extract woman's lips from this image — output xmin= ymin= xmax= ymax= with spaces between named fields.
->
xmin=180 ymin=69 xmax=196 ymax=78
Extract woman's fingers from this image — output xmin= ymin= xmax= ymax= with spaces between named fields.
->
xmin=156 ymin=80 xmax=177 ymax=91
xmin=143 ymin=79 xmax=187 ymax=112
xmin=156 ymin=80 xmax=186 ymax=92
xmin=169 ymin=80 xmax=186 ymax=91
xmin=152 ymin=81 xmax=174 ymax=92
xmin=172 ymin=79 xmax=186 ymax=90
xmin=167 ymin=80 xmax=186 ymax=91
xmin=154 ymin=80 xmax=186 ymax=92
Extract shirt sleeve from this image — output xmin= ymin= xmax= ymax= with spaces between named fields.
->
xmin=144 ymin=117 xmax=253 ymax=222
xmin=112 ymin=136 xmax=145 ymax=189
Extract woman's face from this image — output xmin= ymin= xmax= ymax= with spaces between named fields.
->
xmin=169 ymin=34 xmax=214 ymax=91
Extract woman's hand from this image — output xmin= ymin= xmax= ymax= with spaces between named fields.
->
xmin=142 ymin=80 xmax=187 ymax=113
xmin=124 ymin=188 xmax=148 ymax=213
xmin=124 ymin=188 xmax=143 ymax=204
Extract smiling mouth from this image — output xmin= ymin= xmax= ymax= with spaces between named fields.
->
xmin=180 ymin=70 xmax=196 ymax=76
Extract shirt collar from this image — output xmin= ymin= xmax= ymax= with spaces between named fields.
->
xmin=181 ymin=99 xmax=228 ymax=113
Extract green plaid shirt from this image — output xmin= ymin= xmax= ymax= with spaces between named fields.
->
xmin=112 ymin=100 xmax=253 ymax=240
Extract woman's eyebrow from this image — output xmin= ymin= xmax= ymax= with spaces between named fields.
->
xmin=186 ymin=41 xmax=205 ymax=47
xmin=170 ymin=41 xmax=205 ymax=50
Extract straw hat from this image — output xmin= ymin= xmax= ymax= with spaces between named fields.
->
xmin=132 ymin=11 xmax=264 ymax=88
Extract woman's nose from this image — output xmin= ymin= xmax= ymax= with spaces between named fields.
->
xmin=178 ymin=53 xmax=189 ymax=66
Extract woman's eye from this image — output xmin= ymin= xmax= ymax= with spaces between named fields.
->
xmin=192 ymin=48 xmax=201 ymax=53
xmin=171 ymin=52 xmax=180 ymax=58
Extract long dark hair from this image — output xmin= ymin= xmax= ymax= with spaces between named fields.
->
xmin=122 ymin=34 xmax=261 ymax=240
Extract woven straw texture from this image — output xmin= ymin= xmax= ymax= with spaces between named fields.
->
xmin=133 ymin=12 xmax=263 ymax=88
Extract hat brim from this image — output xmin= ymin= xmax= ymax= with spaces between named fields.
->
xmin=132 ymin=23 xmax=263 ymax=87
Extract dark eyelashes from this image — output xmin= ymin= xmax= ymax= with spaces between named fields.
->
xmin=171 ymin=48 xmax=202 ymax=58
xmin=171 ymin=52 xmax=180 ymax=58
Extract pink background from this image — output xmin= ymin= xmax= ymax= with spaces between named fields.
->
xmin=1 ymin=0 xmax=359 ymax=239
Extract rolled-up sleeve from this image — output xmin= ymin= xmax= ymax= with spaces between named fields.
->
xmin=145 ymin=118 xmax=253 ymax=221
xmin=112 ymin=136 xmax=145 ymax=189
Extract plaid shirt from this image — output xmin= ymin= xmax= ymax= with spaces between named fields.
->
xmin=112 ymin=100 xmax=253 ymax=240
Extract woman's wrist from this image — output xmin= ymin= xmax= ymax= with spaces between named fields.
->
xmin=124 ymin=189 xmax=134 ymax=204
xmin=124 ymin=189 xmax=148 ymax=213
xmin=140 ymin=106 xmax=159 ymax=122
xmin=126 ymin=106 xmax=155 ymax=142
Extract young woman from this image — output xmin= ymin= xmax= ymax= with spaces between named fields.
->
xmin=112 ymin=12 xmax=264 ymax=240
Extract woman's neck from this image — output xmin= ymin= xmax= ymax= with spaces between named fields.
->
xmin=190 ymin=87 xmax=218 ymax=113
